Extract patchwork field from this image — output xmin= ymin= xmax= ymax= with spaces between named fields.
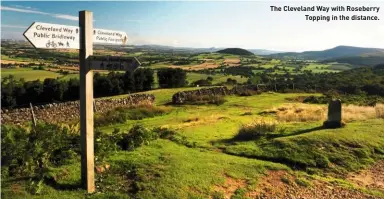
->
xmin=1 ymin=68 xmax=62 ymax=81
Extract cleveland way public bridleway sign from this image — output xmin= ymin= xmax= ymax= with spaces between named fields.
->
xmin=23 ymin=11 xmax=137 ymax=194
xmin=23 ymin=22 xmax=128 ymax=49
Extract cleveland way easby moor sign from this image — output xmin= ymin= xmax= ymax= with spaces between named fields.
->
xmin=23 ymin=22 xmax=128 ymax=49
xmin=89 ymin=56 xmax=141 ymax=72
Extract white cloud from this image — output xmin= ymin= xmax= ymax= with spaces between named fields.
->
xmin=11 ymin=5 xmax=38 ymax=10
xmin=0 ymin=6 xmax=78 ymax=21
xmin=52 ymin=14 xmax=78 ymax=21
xmin=1 ymin=24 xmax=28 ymax=29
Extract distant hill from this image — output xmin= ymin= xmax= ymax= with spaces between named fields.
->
xmin=324 ymin=56 xmax=384 ymax=67
xmin=269 ymin=46 xmax=384 ymax=60
xmin=217 ymin=48 xmax=254 ymax=56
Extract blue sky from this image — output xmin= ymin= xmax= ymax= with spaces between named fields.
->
xmin=1 ymin=1 xmax=384 ymax=52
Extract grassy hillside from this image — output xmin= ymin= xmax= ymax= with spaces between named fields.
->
xmin=2 ymin=91 xmax=384 ymax=198
xmin=324 ymin=56 xmax=384 ymax=67
xmin=270 ymin=46 xmax=384 ymax=61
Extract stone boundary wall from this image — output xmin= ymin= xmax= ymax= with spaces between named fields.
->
xmin=172 ymin=85 xmax=259 ymax=104
xmin=1 ymin=94 xmax=155 ymax=125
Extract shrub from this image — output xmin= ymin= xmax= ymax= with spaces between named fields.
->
xmin=95 ymin=128 xmax=122 ymax=161
xmin=152 ymin=127 xmax=177 ymax=139
xmin=119 ymin=125 xmax=158 ymax=151
xmin=1 ymin=123 xmax=80 ymax=178
xmin=95 ymin=105 xmax=171 ymax=127
xmin=234 ymin=119 xmax=277 ymax=140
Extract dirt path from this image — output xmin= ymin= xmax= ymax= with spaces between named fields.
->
xmin=348 ymin=160 xmax=384 ymax=190
xmin=213 ymin=161 xmax=384 ymax=199
xmin=248 ymin=170 xmax=382 ymax=199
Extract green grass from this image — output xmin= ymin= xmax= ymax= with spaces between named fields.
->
xmin=302 ymin=64 xmax=340 ymax=73
xmin=58 ymin=73 xmax=79 ymax=80
xmin=328 ymin=63 xmax=352 ymax=71
xmin=1 ymin=68 xmax=62 ymax=81
xmin=2 ymin=90 xmax=384 ymax=198
xmin=149 ymin=62 xmax=170 ymax=69
xmin=186 ymin=72 xmax=248 ymax=85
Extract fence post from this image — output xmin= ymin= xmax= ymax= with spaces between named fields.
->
xmin=29 ymin=102 xmax=37 ymax=127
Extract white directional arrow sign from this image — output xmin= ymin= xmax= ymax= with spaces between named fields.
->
xmin=23 ymin=22 xmax=128 ymax=49
xmin=23 ymin=22 xmax=80 ymax=49
xmin=93 ymin=28 xmax=128 ymax=45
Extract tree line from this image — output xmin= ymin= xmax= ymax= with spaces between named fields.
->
xmin=1 ymin=68 xmax=154 ymax=108
xmin=2 ymin=65 xmax=384 ymax=108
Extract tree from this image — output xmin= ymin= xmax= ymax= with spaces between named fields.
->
xmin=64 ymin=78 xmax=79 ymax=100
xmin=157 ymin=68 xmax=187 ymax=88
xmin=122 ymin=71 xmax=134 ymax=93
xmin=42 ymin=78 xmax=67 ymax=102
xmin=134 ymin=68 xmax=154 ymax=91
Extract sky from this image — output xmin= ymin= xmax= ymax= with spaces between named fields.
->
xmin=1 ymin=1 xmax=384 ymax=52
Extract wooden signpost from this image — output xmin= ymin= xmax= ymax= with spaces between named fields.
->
xmin=23 ymin=10 xmax=140 ymax=193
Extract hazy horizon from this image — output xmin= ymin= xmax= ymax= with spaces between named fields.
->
xmin=1 ymin=1 xmax=384 ymax=52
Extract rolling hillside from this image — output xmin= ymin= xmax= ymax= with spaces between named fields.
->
xmin=269 ymin=45 xmax=384 ymax=60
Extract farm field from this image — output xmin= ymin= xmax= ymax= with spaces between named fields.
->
xmin=186 ymin=72 xmax=247 ymax=84
xmin=1 ymin=68 xmax=63 ymax=81
xmin=2 ymin=90 xmax=384 ymax=199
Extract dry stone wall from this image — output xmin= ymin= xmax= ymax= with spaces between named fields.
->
xmin=1 ymin=94 xmax=155 ymax=125
xmin=172 ymin=85 xmax=259 ymax=104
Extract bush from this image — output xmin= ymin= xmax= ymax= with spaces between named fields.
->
xmin=95 ymin=105 xmax=171 ymax=127
xmin=1 ymin=123 xmax=80 ymax=178
xmin=153 ymin=127 xmax=177 ymax=139
xmin=119 ymin=125 xmax=158 ymax=151
xmin=95 ymin=128 xmax=122 ymax=161
xmin=234 ymin=119 xmax=277 ymax=140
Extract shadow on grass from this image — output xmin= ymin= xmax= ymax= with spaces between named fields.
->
xmin=45 ymin=178 xmax=82 ymax=191
xmin=266 ymin=126 xmax=324 ymax=140
xmin=5 ymin=176 xmax=83 ymax=191
xmin=211 ymin=126 xmax=325 ymax=170
xmin=214 ymin=126 xmax=324 ymax=144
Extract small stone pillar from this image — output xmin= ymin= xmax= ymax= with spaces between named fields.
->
xmin=323 ymin=99 xmax=344 ymax=128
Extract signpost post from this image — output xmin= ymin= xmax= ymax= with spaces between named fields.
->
xmin=23 ymin=10 xmax=139 ymax=193
xmin=79 ymin=10 xmax=95 ymax=193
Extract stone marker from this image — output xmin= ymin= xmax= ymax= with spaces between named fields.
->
xmin=323 ymin=99 xmax=344 ymax=128
xmin=328 ymin=99 xmax=342 ymax=122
